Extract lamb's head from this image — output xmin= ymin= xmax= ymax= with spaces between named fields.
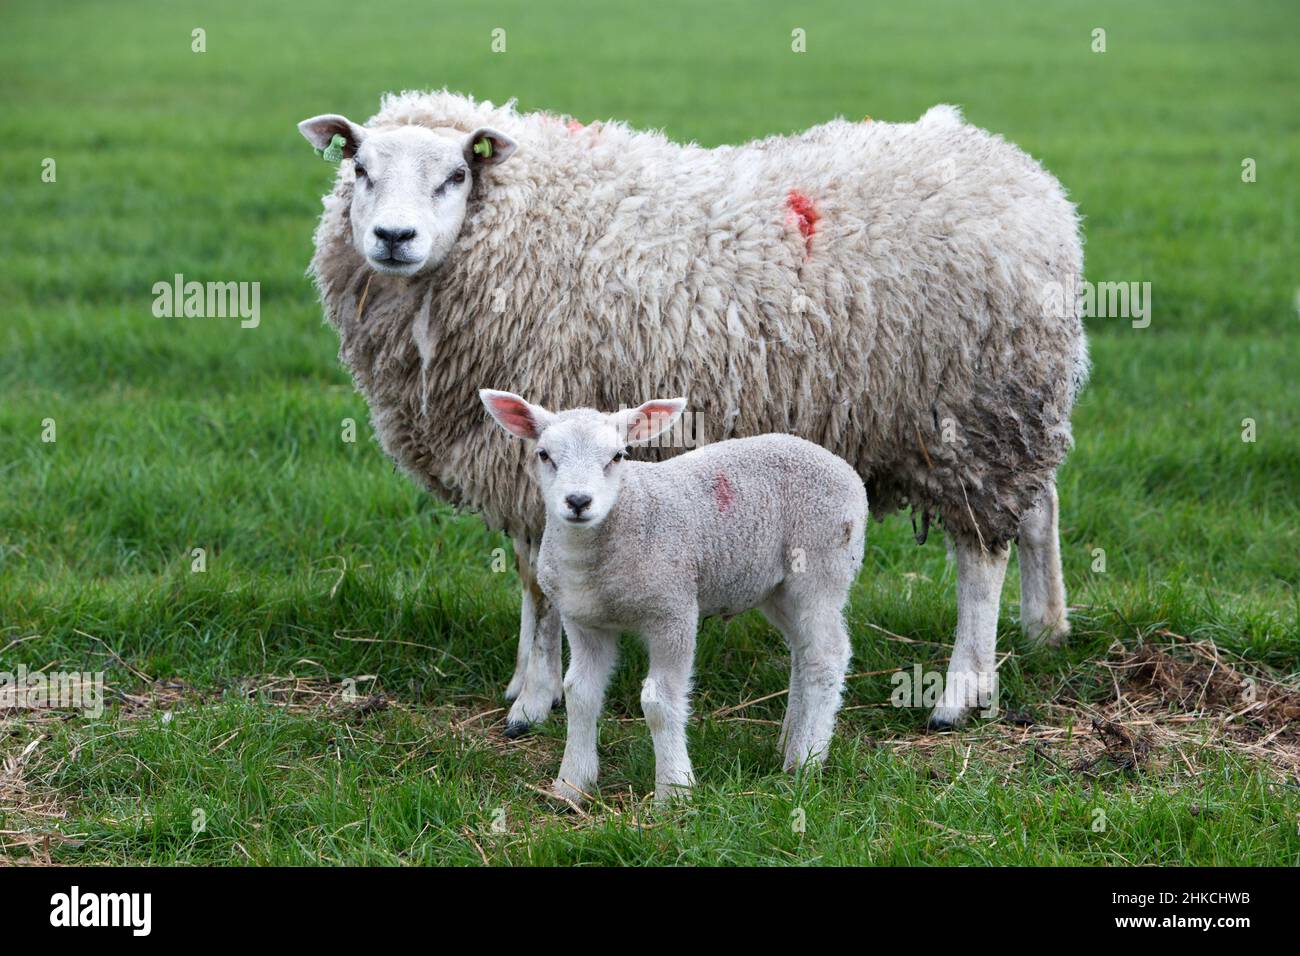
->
xmin=480 ymin=390 xmax=687 ymax=529
xmin=298 ymin=114 xmax=516 ymax=277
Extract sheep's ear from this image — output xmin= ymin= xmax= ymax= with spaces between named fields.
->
xmin=297 ymin=114 xmax=365 ymax=158
xmin=480 ymin=389 xmax=553 ymax=440
xmin=614 ymin=398 xmax=687 ymax=444
xmin=464 ymin=127 xmax=517 ymax=167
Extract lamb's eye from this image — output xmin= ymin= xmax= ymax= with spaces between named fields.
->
xmin=537 ymin=449 xmax=550 ymax=464
xmin=611 ymin=451 xmax=625 ymax=464
xmin=353 ymin=163 xmax=368 ymax=180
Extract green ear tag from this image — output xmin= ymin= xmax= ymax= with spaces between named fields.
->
xmin=319 ymin=133 xmax=346 ymax=163
xmin=473 ymin=138 xmax=494 ymax=159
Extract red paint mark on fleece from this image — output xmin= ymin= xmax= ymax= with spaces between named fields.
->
xmin=540 ymin=113 xmax=586 ymax=132
xmin=712 ymin=472 xmax=736 ymax=514
xmin=786 ymin=190 xmax=820 ymax=255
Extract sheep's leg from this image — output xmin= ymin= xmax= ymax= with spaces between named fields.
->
xmin=505 ymin=599 xmax=564 ymax=736
xmin=929 ymin=538 xmax=1009 ymax=728
xmin=551 ymin=621 xmax=618 ymax=805
xmin=504 ymin=536 xmax=537 ymax=703
xmin=781 ymin=609 xmax=851 ymax=771
xmin=504 ymin=583 xmax=536 ymax=704
xmin=1017 ymin=479 xmax=1071 ymax=645
xmin=640 ymin=617 xmax=697 ymax=803
xmin=504 ymin=539 xmax=564 ymax=737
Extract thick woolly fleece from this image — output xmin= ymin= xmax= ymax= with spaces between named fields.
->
xmin=307 ymin=90 xmax=1087 ymax=547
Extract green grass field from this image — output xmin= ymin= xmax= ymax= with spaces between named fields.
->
xmin=1 ymin=0 xmax=1297 ymax=865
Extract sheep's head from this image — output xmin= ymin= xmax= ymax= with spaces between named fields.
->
xmin=479 ymin=390 xmax=687 ymax=530
xmin=298 ymin=114 xmax=516 ymax=277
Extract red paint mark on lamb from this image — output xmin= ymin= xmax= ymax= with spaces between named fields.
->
xmin=712 ymin=472 xmax=736 ymax=514
xmin=786 ymin=190 xmax=820 ymax=255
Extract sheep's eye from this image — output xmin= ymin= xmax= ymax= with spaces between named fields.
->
xmin=353 ymin=163 xmax=368 ymax=180
xmin=436 ymin=169 xmax=467 ymax=195
xmin=537 ymin=449 xmax=550 ymax=463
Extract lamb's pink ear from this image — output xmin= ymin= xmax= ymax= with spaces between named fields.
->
xmin=297 ymin=114 xmax=366 ymax=158
xmin=479 ymin=389 xmax=553 ymax=440
xmin=615 ymin=398 xmax=687 ymax=444
xmin=464 ymin=127 xmax=517 ymax=167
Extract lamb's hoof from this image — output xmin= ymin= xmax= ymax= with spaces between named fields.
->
xmin=550 ymin=778 xmax=587 ymax=807
xmin=1023 ymin=615 xmax=1071 ymax=648
xmin=652 ymin=781 xmax=695 ymax=806
xmin=551 ymin=696 xmax=563 ymax=711
xmin=503 ymin=720 xmax=531 ymax=739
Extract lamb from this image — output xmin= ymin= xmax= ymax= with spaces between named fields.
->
xmin=298 ymin=89 xmax=1087 ymax=731
xmin=480 ymin=389 xmax=866 ymax=802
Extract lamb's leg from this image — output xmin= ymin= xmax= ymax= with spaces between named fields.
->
xmin=779 ymin=644 xmax=804 ymax=755
xmin=551 ymin=621 xmax=618 ymax=805
xmin=782 ymin=609 xmax=852 ymax=771
xmin=641 ymin=617 xmax=697 ymax=803
xmin=759 ymin=597 xmax=805 ymax=757
xmin=929 ymin=537 xmax=1009 ymax=728
xmin=1017 ymin=479 xmax=1071 ymax=645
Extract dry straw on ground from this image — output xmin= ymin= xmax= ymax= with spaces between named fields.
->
xmin=885 ymin=635 xmax=1299 ymax=783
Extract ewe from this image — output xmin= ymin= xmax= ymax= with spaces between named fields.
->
xmin=480 ymin=390 xmax=866 ymax=802
xmin=299 ymin=90 xmax=1087 ymax=731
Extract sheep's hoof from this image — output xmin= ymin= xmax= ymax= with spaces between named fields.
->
xmin=551 ymin=696 xmax=563 ymax=711
xmin=926 ymin=707 xmax=968 ymax=730
xmin=503 ymin=720 xmax=532 ymax=739
xmin=503 ymin=674 xmax=523 ymax=703
xmin=506 ymin=694 xmax=554 ymax=732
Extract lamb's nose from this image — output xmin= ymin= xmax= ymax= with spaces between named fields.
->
xmin=373 ymin=226 xmax=416 ymax=244
xmin=565 ymin=493 xmax=593 ymax=515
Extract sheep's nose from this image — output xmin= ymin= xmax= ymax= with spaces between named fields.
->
xmin=565 ymin=493 xmax=593 ymax=515
xmin=373 ymin=226 xmax=416 ymax=244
